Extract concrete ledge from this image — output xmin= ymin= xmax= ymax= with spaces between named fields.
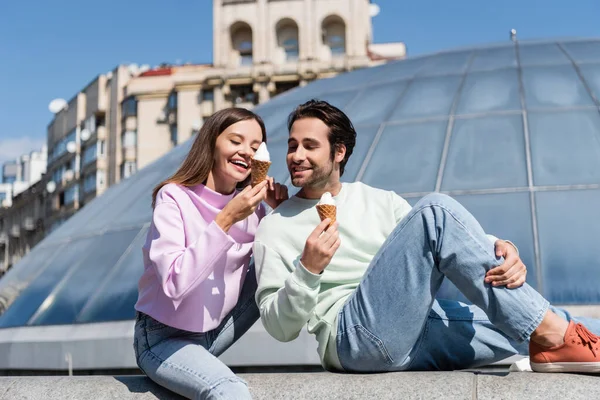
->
xmin=1 ymin=372 xmax=600 ymax=399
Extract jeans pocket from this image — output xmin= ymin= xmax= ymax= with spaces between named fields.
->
xmin=144 ymin=315 xmax=169 ymax=332
xmin=338 ymin=324 xmax=394 ymax=372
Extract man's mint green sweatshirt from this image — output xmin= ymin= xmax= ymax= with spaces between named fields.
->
xmin=253 ymin=182 xmax=500 ymax=371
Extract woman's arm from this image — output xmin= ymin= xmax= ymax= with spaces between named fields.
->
xmin=148 ymin=201 xmax=236 ymax=304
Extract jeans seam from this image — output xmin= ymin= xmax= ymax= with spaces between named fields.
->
xmin=517 ymin=299 xmax=549 ymax=342
xmin=428 ymin=314 xmax=489 ymax=322
xmin=428 ymin=201 xmax=500 ymax=265
xmin=209 ymin=290 xmax=257 ymax=354
xmin=143 ymin=346 xmax=246 ymax=396
xmin=344 ymin=324 xmax=394 ymax=366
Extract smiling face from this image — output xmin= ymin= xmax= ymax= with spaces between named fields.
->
xmin=209 ymin=119 xmax=263 ymax=192
xmin=287 ymin=117 xmax=345 ymax=196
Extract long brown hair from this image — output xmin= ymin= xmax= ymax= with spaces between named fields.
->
xmin=152 ymin=107 xmax=267 ymax=207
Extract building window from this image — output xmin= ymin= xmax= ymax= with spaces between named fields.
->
xmin=64 ymin=185 xmax=79 ymax=205
xmin=283 ymin=38 xmax=300 ymax=61
xmin=97 ymin=170 xmax=106 ymax=187
xmin=122 ymin=97 xmax=137 ymax=118
xmin=121 ymin=161 xmax=137 ymax=179
xmin=98 ymin=140 xmax=106 ymax=157
xmin=277 ymin=19 xmax=299 ymax=62
xmin=230 ymin=84 xmax=257 ymax=105
xmin=0 ymin=192 xmax=6 ymax=202
xmin=275 ymin=81 xmax=300 ymax=96
xmin=231 ymin=23 xmax=253 ymax=66
xmin=83 ymin=173 xmax=96 ymax=194
xmin=168 ymin=92 xmax=178 ymax=110
xmin=322 ymin=16 xmax=346 ymax=56
xmin=170 ymin=125 xmax=178 ymax=147
xmin=121 ymin=131 xmax=137 ymax=148
xmin=84 ymin=115 xmax=96 ymax=134
xmin=202 ymin=89 xmax=214 ymax=102
xmin=82 ymin=143 xmax=98 ymax=166
xmin=66 ymin=127 xmax=77 ymax=144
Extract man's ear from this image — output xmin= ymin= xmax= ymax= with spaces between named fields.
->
xmin=334 ymin=144 xmax=346 ymax=163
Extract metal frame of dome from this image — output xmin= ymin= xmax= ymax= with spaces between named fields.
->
xmin=1 ymin=38 xmax=600 ymax=371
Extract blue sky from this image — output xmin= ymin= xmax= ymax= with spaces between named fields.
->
xmin=1 ymin=0 xmax=599 ymax=167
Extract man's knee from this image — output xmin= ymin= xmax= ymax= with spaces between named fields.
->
xmin=417 ymin=193 xmax=457 ymax=208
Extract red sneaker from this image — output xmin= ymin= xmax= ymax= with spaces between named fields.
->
xmin=530 ymin=320 xmax=600 ymax=373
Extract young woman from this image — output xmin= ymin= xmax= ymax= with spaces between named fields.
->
xmin=133 ymin=108 xmax=287 ymax=399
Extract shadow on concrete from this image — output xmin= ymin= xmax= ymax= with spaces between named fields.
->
xmin=114 ymin=376 xmax=186 ymax=399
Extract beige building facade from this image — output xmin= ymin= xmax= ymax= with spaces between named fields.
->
xmin=124 ymin=0 xmax=404 ymax=173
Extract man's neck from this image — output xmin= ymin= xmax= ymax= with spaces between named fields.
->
xmin=296 ymin=180 xmax=343 ymax=200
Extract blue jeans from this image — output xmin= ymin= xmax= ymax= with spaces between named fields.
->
xmin=336 ymin=193 xmax=600 ymax=372
xmin=133 ymin=265 xmax=259 ymax=399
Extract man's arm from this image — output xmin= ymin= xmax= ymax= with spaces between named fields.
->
xmin=254 ymin=240 xmax=321 ymax=342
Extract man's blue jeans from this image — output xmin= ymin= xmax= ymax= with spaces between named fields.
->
xmin=336 ymin=193 xmax=600 ymax=372
xmin=133 ymin=265 xmax=259 ymax=399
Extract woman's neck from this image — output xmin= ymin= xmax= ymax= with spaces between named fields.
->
xmin=205 ymin=172 xmax=237 ymax=195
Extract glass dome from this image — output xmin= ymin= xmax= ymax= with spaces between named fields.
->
xmin=2 ymin=38 xmax=600 ymax=329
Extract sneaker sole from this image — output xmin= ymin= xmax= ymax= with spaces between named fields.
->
xmin=531 ymin=361 xmax=600 ymax=373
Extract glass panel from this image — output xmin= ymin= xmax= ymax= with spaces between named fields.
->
xmin=0 ymin=246 xmax=62 ymax=317
xmin=318 ymin=89 xmax=359 ymax=111
xmin=388 ymin=76 xmax=462 ymax=121
xmin=368 ymin=57 xmax=429 ymax=85
xmin=453 ymin=192 xmax=537 ymax=287
xmin=469 ymin=47 xmax=517 ymax=71
xmin=83 ymin=153 xmax=182 ymax=231
xmin=455 ymin=69 xmax=521 ymax=115
xmin=264 ymin=82 xmax=320 ymax=107
xmin=361 ymin=121 xmax=447 ymax=194
xmin=265 ymin=119 xmax=289 ymax=143
xmin=77 ymin=228 xmax=148 ymax=322
xmin=264 ymin=137 xmax=291 ymax=184
xmin=0 ymin=237 xmax=98 ymax=327
xmin=442 ymin=115 xmax=527 ymax=191
xmin=528 ymin=110 xmax=600 ymax=186
xmin=578 ymin=64 xmax=600 ymax=103
xmin=561 ymin=40 xmax=600 ymax=63
xmin=394 ymin=193 xmax=538 ymax=302
xmin=30 ymin=228 xmax=140 ymax=325
xmin=417 ymin=51 xmax=472 ymax=77
xmin=344 ymin=81 xmax=407 ymax=125
xmin=256 ymin=102 xmax=293 ymax=133
xmin=311 ymin=65 xmax=379 ymax=93
xmin=342 ymin=125 xmax=379 ymax=182
xmin=519 ymin=44 xmax=569 ymax=66
xmin=536 ymin=189 xmax=600 ymax=303
xmin=522 ymin=65 xmax=594 ymax=108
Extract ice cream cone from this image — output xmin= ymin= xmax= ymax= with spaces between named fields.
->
xmin=316 ymin=204 xmax=336 ymax=227
xmin=251 ymin=159 xmax=271 ymax=186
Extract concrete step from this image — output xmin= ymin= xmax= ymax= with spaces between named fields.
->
xmin=1 ymin=372 xmax=599 ymax=399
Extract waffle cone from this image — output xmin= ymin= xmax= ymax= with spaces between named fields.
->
xmin=316 ymin=204 xmax=336 ymax=227
xmin=250 ymin=159 xmax=271 ymax=186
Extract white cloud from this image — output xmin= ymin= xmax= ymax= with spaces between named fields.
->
xmin=0 ymin=137 xmax=46 ymax=165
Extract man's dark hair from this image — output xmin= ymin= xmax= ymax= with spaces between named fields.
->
xmin=287 ymin=99 xmax=357 ymax=176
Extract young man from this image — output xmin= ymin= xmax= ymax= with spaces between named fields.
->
xmin=253 ymin=99 xmax=600 ymax=373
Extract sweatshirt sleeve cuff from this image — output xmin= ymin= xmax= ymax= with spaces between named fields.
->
xmin=292 ymin=260 xmax=322 ymax=289
xmin=206 ymin=220 xmax=236 ymax=248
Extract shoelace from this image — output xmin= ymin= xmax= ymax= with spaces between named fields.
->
xmin=574 ymin=323 xmax=599 ymax=358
